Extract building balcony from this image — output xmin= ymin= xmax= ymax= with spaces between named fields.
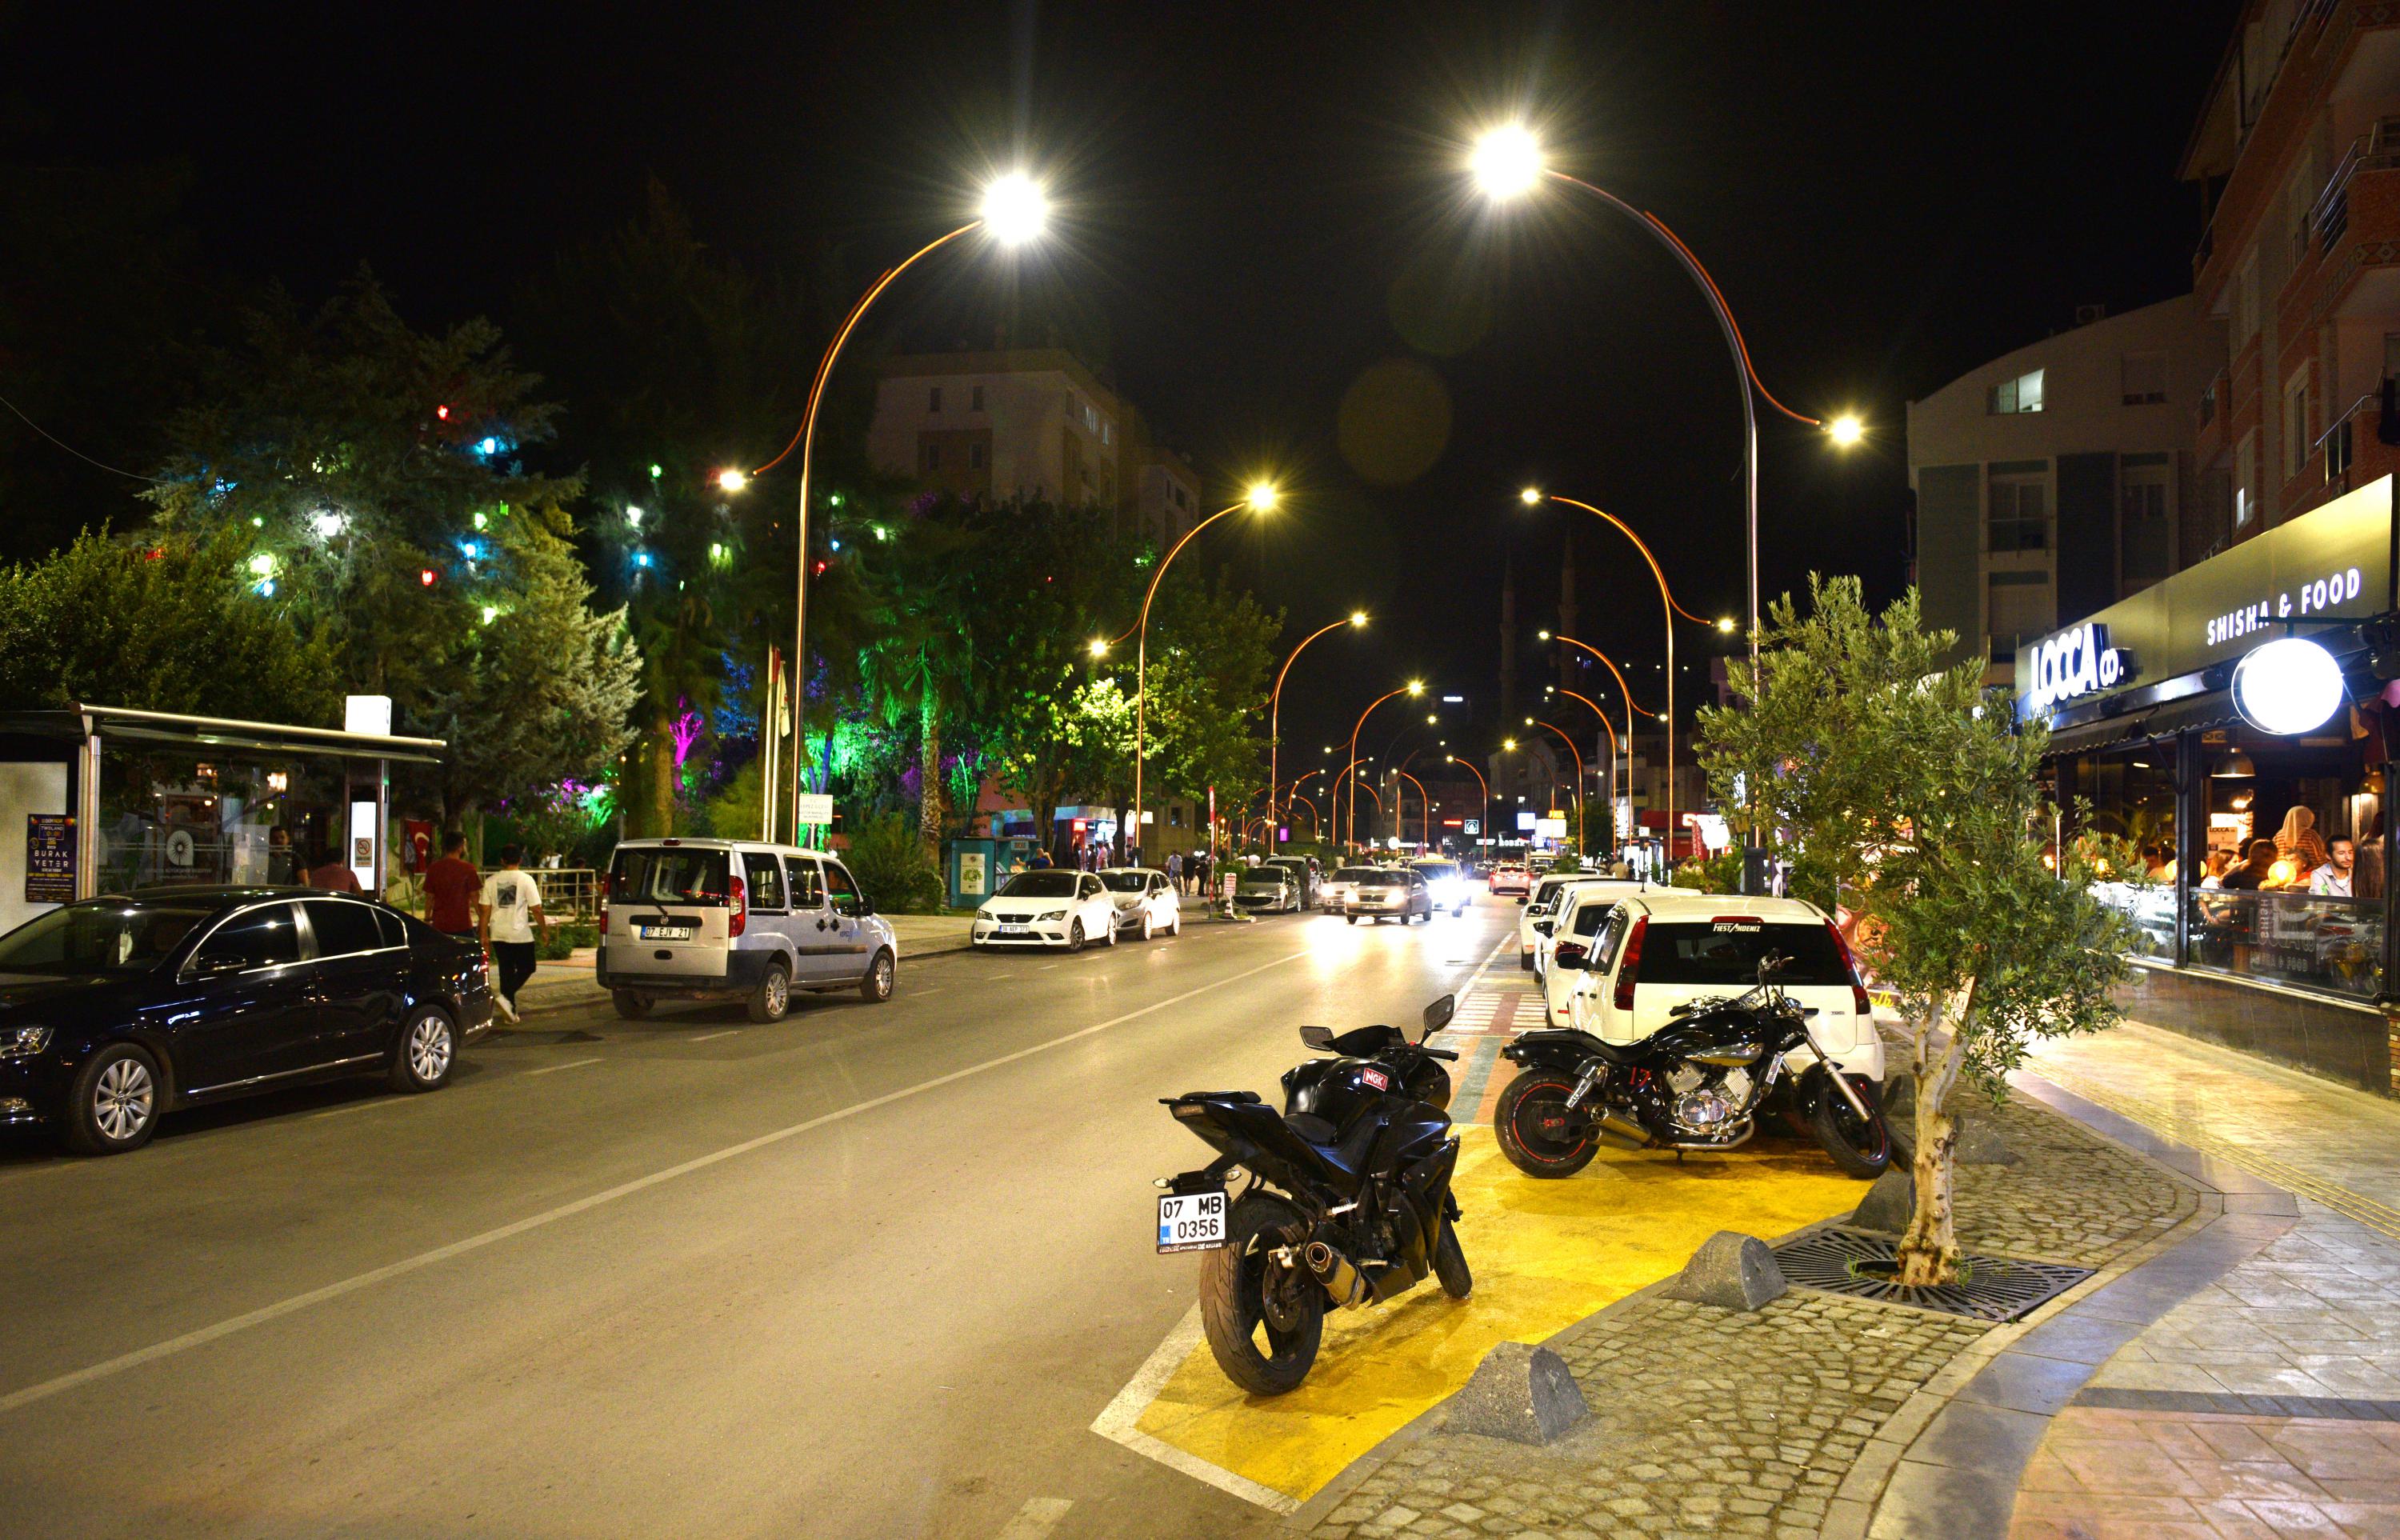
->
xmin=2197 ymin=367 xmax=2229 ymax=462
xmin=2306 ymin=142 xmax=2400 ymax=326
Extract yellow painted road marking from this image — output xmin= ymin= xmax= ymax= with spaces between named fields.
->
xmin=1128 ymin=1132 xmax=1867 ymax=1505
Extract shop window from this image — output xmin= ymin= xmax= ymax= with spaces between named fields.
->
xmin=1987 ymin=465 xmax=2048 ymax=551
xmin=97 ymin=747 xmax=341 ymax=892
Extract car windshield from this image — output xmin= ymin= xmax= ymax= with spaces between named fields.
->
xmin=0 ymin=901 xmax=214 ymax=974
xmin=1238 ymin=870 xmax=1285 ymax=885
xmin=1334 ymin=867 xmax=1388 ymax=884
xmin=998 ymin=872 xmax=1080 ymax=898
xmin=1639 ymin=920 xmax=1851 ymax=987
xmin=610 ymin=847 xmax=733 ymax=906
xmin=1099 ymin=872 xmax=1150 ymax=893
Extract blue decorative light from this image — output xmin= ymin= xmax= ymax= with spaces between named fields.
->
xmin=478 ymin=436 xmax=500 ymax=456
xmin=634 ymin=550 xmax=654 ymax=569
xmin=458 ymin=538 xmax=482 ymax=560
xmin=828 ymin=538 xmax=842 ymax=551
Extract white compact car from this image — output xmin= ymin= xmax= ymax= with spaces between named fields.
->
xmin=1409 ymin=858 xmax=1471 ymax=916
xmin=1541 ymin=890 xmax=1883 ymax=1082
xmin=972 ymin=869 xmax=1122 ymax=951
xmin=1234 ymin=865 xmax=1302 ymax=914
xmin=1098 ymin=867 xmax=1182 ymax=939
xmin=1519 ymin=874 xmax=1648 ymax=977
xmin=1320 ymin=865 xmax=1385 ymax=916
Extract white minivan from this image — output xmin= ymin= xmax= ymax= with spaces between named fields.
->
xmin=1541 ymin=890 xmax=1883 ymax=1084
xmin=598 ymin=839 xmax=900 ymax=1022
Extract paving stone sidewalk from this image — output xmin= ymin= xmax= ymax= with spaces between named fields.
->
xmin=1295 ymin=1098 xmax=2195 ymax=1540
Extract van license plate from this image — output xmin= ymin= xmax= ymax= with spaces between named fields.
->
xmin=1158 ymin=1190 xmax=1228 ymax=1253
xmin=639 ymin=925 xmax=694 ymax=941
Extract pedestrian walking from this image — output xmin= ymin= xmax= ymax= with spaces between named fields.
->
xmin=1166 ymin=850 xmax=1182 ymax=891
xmin=422 ymin=830 xmax=481 ymax=940
xmin=478 ymin=843 xmax=547 ymax=1025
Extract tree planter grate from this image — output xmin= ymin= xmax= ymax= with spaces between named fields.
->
xmin=1770 ymin=1228 xmax=2092 ymax=1323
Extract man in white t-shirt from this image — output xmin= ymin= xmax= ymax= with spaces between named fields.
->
xmin=2309 ymin=837 xmax=2358 ymax=898
xmin=478 ymin=843 xmax=548 ymax=1023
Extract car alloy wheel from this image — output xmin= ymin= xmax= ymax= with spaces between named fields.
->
xmin=93 ymin=1057 xmax=154 ymax=1143
xmin=406 ymin=1014 xmax=454 ymax=1083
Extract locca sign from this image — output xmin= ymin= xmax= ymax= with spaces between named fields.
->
xmin=2023 ymin=622 xmax=2128 ymax=714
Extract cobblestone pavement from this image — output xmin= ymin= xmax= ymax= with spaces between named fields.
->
xmin=1298 ymin=1093 xmax=2192 ymax=1540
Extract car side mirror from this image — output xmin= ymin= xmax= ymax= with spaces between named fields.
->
xmin=1298 ymin=1024 xmax=1336 ymax=1051
xmin=1553 ymin=944 xmax=1589 ymax=970
xmin=1422 ymin=994 xmax=1455 ymax=1034
xmin=187 ymin=953 xmax=251 ymax=978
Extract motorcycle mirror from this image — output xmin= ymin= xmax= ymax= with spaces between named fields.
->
xmin=1298 ymin=1024 xmax=1337 ymax=1051
xmin=1421 ymin=994 xmax=1455 ymax=1035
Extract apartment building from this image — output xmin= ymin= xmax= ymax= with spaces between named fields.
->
xmin=1909 ymin=297 xmax=2225 ymax=674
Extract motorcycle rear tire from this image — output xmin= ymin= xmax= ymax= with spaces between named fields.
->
xmin=1433 ymin=1221 xmax=1472 ymax=1300
xmin=1810 ymin=1073 xmax=1893 ymax=1179
xmin=1494 ymin=1072 xmax=1599 ymax=1178
xmin=1198 ymin=1193 xmax=1323 ymax=1396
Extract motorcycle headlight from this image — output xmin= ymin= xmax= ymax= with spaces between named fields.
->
xmin=0 ymin=1025 xmax=54 ymax=1060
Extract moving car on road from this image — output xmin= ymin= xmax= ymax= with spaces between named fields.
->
xmin=1234 ymin=865 xmax=1302 ymax=914
xmin=970 ymin=868 xmax=1121 ymax=951
xmin=601 ymin=839 xmax=898 ymax=1020
xmin=0 ymin=887 xmax=490 ymax=1155
xmin=1408 ymin=858 xmax=1470 ymax=917
xmin=1487 ymin=862 xmax=1533 ymax=901
xmin=1344 ymin=866 xmax=1434 ymax=925
xmin=1098 ymin=867 xmax=1183 ymax=939
xmin=1319 ymin=866 xmax=1381 ymax=917
xmin=1263 ymin=856 xmax=1318 ymax=909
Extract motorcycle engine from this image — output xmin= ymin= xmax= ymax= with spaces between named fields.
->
xmin=1661 ymin=1061 xmax=1758 ymax=1137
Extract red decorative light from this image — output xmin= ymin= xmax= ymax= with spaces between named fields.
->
xmin=419 ymin=569 xmax=437 ymax=586
xmin=436 ymin=404 xmax=450 ymax=420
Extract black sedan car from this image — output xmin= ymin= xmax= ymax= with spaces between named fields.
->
xmin=0 ymin=886 xmax=494 ymax=1155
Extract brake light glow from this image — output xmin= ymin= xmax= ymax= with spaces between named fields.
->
xmin=1826 ymin=919 xmax=1873 ymax=1018
xmin=1613 ymin=916 xmax=1646 ymax=1012
xmin=730 ymin=874 xmax=747 ymax=938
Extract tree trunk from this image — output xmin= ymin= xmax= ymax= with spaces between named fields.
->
xmin=1894 ymin=978 xmax=1975 ymax=1287
xmin=918 ymin=677 xmax=944 ymax=857
xmin=643 ymin=714 xmax=677 ymax=838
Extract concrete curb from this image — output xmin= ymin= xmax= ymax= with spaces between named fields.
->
xmin=512 ymin=934 xmax=981 ymax=1019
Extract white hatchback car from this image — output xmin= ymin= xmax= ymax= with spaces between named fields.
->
xmin=1519 ymin=874 xmax=1650 ymax=978
xmin=1541 ymin=890 xmax=1883 ymax=1084
xmin=1098 ymin=868 xmax=1182 ymax=939
xmin=972 ymin=869 xmax=1122 ymax=951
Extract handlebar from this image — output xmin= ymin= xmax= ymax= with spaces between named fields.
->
xmin=1418 ymin=1047 xmax=1459 ymax=1062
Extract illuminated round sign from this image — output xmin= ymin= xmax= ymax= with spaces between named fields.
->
xmin=2230 ymin=637 xmax=2346 ymax=736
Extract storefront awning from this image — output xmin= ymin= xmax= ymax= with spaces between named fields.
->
xmin=0 ymin=705 xmax=447 ymax=765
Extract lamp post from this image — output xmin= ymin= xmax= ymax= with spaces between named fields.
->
xmin=1525 ymin=718 xmax=1586 ymax=861
xmin=1270 ymin=610 xmax=1367 ymax=842
xmin=1551 ymin=686 xmax=1621 ymax=842
xmin=1390 ymin=768 xmax=1431 ymax=851
xmin=1538 ymin=629 xmax=1651 ymax=824
xmin=1123 ymin=482 xmax=1278 ymax=862
xmin=1446 ymin=754 xmax=1491 ymax=854
xmin=1331 ymin=762 xmax=1385 ymax=849
xmin=748 ymin=173 xmax=1050 ymax=843
xmin=1346 ymin=682 xmax=1425 ymax=850
xmin=1470 ymin=128 xmax=1863 ymax=679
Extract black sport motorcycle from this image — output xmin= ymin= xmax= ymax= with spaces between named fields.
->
xmin=1496 ymin=955 xmax=1890 ymax=1179
xmin=1158 ymin=995 xmax=1470 ymax=1394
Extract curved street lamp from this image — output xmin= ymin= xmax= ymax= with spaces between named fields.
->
xmin=1269 ymin=610 xmax=1367 ymax=842
xmin=1346 ymin=682 xmax=1425 ymax=850
xmin=1390 ymin=768 xmax=1431 ymax=851
xmin=749 ymin=173 xmax=1050 ymax=840
xmin=1331 ymin=762 xmax=1385 ymax=848
xmin=1524 ymin=718 xmax=1586 ymax=860
xmin=1446 ymin=754 xmax=1492 ymax=852
xmin=1550 ymin=686 xmax=1621 ymax=839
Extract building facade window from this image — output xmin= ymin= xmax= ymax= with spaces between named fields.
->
xmin=2282 ymin=367 xmax=2314 ymax=481
xmin=923 ymin=442 xmax=940 ymax=471
xmin=2120 ymin=454 xmax=2173 ymax=589
xmin=2233 ymin=253 xmax=2260 ymax=348
xmin=929 ymin=386 xmax=942 ymax=414
xmin=1986 ymin=571 xmax=2050 ymax=658
xmin=1987 ymin=462 xmax=2049 ymax=551
xmin=2120 ymin=352 xmax=2169 ymax=405
xmin=2234 ymin=430 xmax=2258 ymax=527
xmin=1986 ymin=368 xmax=2046 ymax=414
xmin=970 ymin=384 xmax=984 ymax=411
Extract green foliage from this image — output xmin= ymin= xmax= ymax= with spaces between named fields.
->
xmin=841 ymin=810 xmax=945 ymax=914
xmin=1669 ymin=850 xmax=1744 ymax=894
xmin=0 ymin=528 xmax=342 ymax=720
xmin=538 ymin=920 xmax=598 ymax=961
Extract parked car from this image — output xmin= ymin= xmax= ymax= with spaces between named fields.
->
xmin=1234 ymin=866 xmax=1302 ymax=913
xmin=1263 ymin=856 xmax=1318 ymax=909
xmin=1409 ymin=858 xmax=1471 ymax=916
xmin=1532 ymin=880 xmax=1653 ymax=984
xmin=1518 ymin=872 xmax=1619 ymax=971
xmin=0 ymin=887 xmax=491 ymax=1155
xmin=1099 ymin=867 xmax=1183 ymax=938
xmin=970 ymin=868 xmax=1122 ymax=951
xmin=1488 ymin=863 xmax=1533 ymax=901
xmin=1345 ymin=867 xmax=1434 ymax=925
xmin=599 ymin=839 xmax=899 ymax=1021
xmin=1539 ymin=890 xmax=1883 ymax=1084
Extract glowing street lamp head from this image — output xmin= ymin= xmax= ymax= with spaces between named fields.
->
xmin=1406 ymin=679 xmax=1426 ymax=695
xmin=1502 ymin=738 xmax=1518 ymax=751
xmin=1350 ymin=610 xmax=1368 ymax=626
xmin=1536 ymin=629 xmax=1551 ymax=641
xmin=1246 ymin=481 xmax=1279 ymax=513
xmin=1716 ymin=617 xmax=1738 ymax=634
xmin=979 ymin=173 xmax=1049 ymax=246
xmin=716 ymin=468 xmax=750 ymax=494
xmin=1518 ymin=486 xmax=1543 ymax=507
xmin=1471 ymin=124 xmax=1545 ymax=199
xmin=1827 ymin=413 xmax=1866 ymax=448
xmin=1087 ymin=638 xmax=1109 ymax=658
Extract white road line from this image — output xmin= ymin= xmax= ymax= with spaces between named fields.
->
xmin=524 ymin=1057 xmax=603 ymax=1076
xmin=1089 ymin=1306 xmax=1300 ymax=1514
xmin=0 ymin=946 xmax=1316 ymax=1418
xmin=911 ymin=986 xmax=947 ymax=996
xmin=993 ymin=1496 xmax=1074 ymax=1539
xmin=309 ymin=1098 xmax=397 ymax=1121
xmin=686 ymin=1030 xmax=739 ymax=1043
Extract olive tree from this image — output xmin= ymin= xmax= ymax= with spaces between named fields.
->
xmin=1702 ymin=578 xmax=2137 ymax=1285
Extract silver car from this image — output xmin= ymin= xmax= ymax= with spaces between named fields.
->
xmin=598 ymin=839 xmax=899 ymax=1021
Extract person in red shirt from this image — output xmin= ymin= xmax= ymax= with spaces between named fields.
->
xmin=421 ymin=830 xmax=481 ymax=938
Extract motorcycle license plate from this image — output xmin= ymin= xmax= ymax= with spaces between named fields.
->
xmin=638 ymin=925 xmax=694 ymax=941
xmin=1157 ymin=1190 xmax=1228 ymax=1254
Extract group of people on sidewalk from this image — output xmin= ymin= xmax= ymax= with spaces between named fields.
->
xmin=414 ymin=832 xmax=551 ymax=1025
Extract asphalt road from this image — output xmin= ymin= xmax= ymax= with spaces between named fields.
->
xmin=0 ymin=898 xmax=1515 ymax=1540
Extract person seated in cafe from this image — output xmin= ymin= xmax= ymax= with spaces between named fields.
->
xmin=2309 ymin=837 xmax=2358 ymax=898
xmin=2274 ymin=806 xmax=2328 ymax=886
xmin=2357 ymin=810 xmax=2386 ymax=899
xmin=304 ymin=843 xmax=362 ymax=894
xmin=2197 ymin=850 xmax=2234 ymax=890
xmin=2219 ymin=839 xmax=2280 ymax=891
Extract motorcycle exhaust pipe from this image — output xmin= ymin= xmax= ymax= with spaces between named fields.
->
xmin=1594 ymin=1108 xmax=1650 ymax=1149
xmin=1302 ymin=1240 xmax=1370 ymax=1308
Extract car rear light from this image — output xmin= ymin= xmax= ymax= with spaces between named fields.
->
xmin=1613 ymin=916 xmax=1646 ymax=1012
xmin=730 ymin=874 xmax=747 ymax=938
xmin=598 ymin=898 xmax=608 ymax=933
xmin=1826 ymin=919 xmax=1872 ymax=1018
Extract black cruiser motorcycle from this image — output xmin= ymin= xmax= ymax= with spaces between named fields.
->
xmin=1158 ymin=995 xmax=1470 ymax=1394
xmin=1496 ymin=955 xmax=1890 ymax=1179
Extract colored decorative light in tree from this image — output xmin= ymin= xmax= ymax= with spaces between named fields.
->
xmin=649 ymin=463 xmax=662 ymax=480
xmin=458 ymin=538 xmax=482 ymax=560
xmin=418 ymin=568 xmax=437 ymax=586
xmin=478 ymin=436 xmax=500 ymax=455
xmin=471 ymin=510 xmax=488 ymax=530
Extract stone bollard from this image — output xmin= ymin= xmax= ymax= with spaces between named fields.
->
xmin=1669 ymin=1230 xmax=1788 ymax=1311
xmin=1852 ymin=1168 xmax=1915 ymax=1233
xmin=1442 ymin=1342 xmax=1590 ymax=1445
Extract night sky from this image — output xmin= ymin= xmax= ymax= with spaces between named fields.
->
xmin=6 ymin=0 xmax=2240 ymax=764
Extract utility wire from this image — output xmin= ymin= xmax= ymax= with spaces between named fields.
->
xmin=0 ymin=389 xmax=165 ymax=482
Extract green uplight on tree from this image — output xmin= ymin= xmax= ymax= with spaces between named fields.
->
xmin=649 ymin=463 xmax=662 ymax=480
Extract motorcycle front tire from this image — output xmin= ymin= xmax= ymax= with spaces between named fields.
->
xmin=1433 ymin=1220 xmax=1472 ymax=1299
xmin=1810 ymin=1073 xmax=1894 ymax=1179
xmin=1494 ymin=1071 xmax=1599 ymax=1178
xmin=1198 ymin=1193 xmax=1323 ymax=1395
